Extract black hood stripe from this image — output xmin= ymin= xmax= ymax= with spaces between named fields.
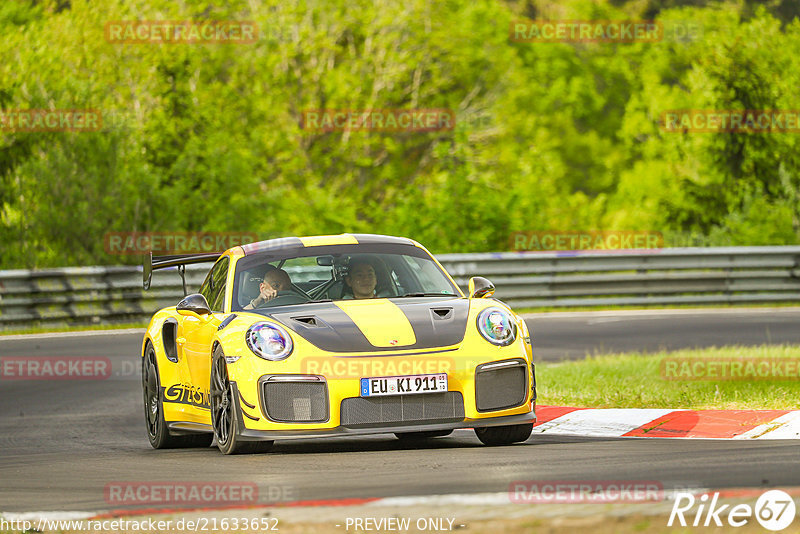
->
xmin=261 ymin=298 xmax=469 ymax=353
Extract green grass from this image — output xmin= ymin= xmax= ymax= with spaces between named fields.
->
xmin=518 ymin=302 xmax=800 ymax=314
xmin=537 ymin=344 xmax=800 ymax=409
xmin=0 ymin=322 xmax=147 ymax=336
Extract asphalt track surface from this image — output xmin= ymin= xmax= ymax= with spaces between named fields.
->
xmin=527 ymin=308 xmax=800 ymax=360
xmin=1 ymin=308 xmax=798 ymax=512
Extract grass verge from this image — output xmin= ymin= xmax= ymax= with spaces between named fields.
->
xmin=537 ymin=344 xmax=800 ymax=409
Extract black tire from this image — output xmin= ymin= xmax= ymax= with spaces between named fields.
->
xmin=210 ymin=345 xmax=274 ymax=455
xmin=142 ymin=341 xmax=213 ymax=449
xmin=395 ymin=430 xmax=453 ymax=441
xmin=474 ymin=423 xmax=533 ymax=446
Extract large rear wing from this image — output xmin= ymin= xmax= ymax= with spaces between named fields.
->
xmin=143 ymin=252 xmax=222 ymax=295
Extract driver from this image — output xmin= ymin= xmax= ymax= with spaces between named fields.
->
xmin=343 ymin=259 xmax=378 ymax=299
xmin=244 ymin=268 xmax=292 ymax=309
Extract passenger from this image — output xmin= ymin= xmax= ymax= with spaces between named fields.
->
xmin=343 ymin=259 xmax=378 ymax=299
xmin=244 ymin=268 xmax=292 ymax=309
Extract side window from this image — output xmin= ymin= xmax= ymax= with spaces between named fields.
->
xmin=211 ymin=258 xmax=230 ymax=311
xmin=199 ymin=257 xmax=230 ymax=312
xmin=199 ymin=270 xmax=213 ymax=303
xmin=401 ymin=255 xmax=453 ymax=293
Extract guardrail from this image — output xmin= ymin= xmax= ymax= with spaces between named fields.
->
xmin=439 ymin=246 xmax=800 ymax=308
xmin=1 ymin=246 xmax=799 ymax=330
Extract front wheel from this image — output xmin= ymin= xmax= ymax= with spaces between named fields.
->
xmin=142 ymin=342 xmax=212 ymax=449
xmin=474 ymin=423 xmax=533 ymax=446
xmin=210 ymin=346 xmax=273 ymax=455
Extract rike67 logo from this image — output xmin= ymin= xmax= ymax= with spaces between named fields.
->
xmin=669 ymin=490 xmax=796 ymax=531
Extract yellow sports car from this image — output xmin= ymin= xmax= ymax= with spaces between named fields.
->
xmin=141 ymin=234 xmax=536 ymax=454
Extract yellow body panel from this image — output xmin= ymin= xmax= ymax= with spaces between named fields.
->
xmin=142 ymin=235 xmax=535 ymax=437
xmin=147 ymin=298 xmax=533 ymax=431
xmin=299 ymin=234 xmax=359 ymax=246
xmin=332 ymin=299 xmax=417 ymax=347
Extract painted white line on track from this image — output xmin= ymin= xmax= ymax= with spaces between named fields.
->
xmin=0 ymin=511 xmax=95 ymax=521
xmin=586 ymin=317 xmax=625 ymax=324
xmin=368 ymin=493 xmax=512 ymax=507
xmin=0 ymin=488 xmax=726 ymax=522
xmin=523 ymin=307 xmax=800 ymax=320
xmin=0 ymin=328 xmax=146 ymax=341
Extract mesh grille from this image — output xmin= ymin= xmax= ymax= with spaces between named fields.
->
xmin=262 ymin=381 xmax=328 ymax=422
xmin=475 ymin=362 xmax=527 ymax=412
xmin=341 ymin=392 xmax=465 ymax=427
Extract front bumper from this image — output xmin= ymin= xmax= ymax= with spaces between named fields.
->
xmin=232 ymin=379 xmax=536 ymax=441
xmin=236 ymin=410 xmax=537 ymax=441
xmin=215 ymin=335 xmax=537 ymax=439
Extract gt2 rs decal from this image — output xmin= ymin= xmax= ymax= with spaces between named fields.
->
xmin=162 ymin=383 xmax=210 ymax=409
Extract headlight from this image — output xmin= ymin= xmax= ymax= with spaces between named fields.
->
xmin=476 ymin=307 xmax=517 ymax=346
xmin=245 ymin=322 xmax=293 ymax=361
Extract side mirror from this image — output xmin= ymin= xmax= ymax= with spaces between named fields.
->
xmin=177 ymin=293 xmax=212 ymax=318
xmin=468 ymin=276 xmax=495 ymax=299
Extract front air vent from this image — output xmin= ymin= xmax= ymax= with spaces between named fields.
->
xmin=475 ymin=359 xmax=528 ymax=412
xmin=292 ymin=316 xmax=320 ymax=327
xmin=340 ymin=392 xmax=465 ymax=427
xmin=431 ymin=308 xmax=453 ymax=320
xmin=162 ymin=319 xmax=178 ymax=363
xmin=260 ymin=377 xmax=329 ymax=423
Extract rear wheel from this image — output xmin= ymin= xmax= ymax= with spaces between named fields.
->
xmin=142 ymin=342 xmax=212 ymax=449
xmin=210 ymin=346 xmax=273 ymax=455
xmin=474 ymin=423 xmax=533 ymax=446
xmin=395 ymin=430 xmax=453 ymax=441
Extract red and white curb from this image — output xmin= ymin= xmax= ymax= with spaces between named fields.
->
xmin=533 ymin=405 xmax=800 ymax=439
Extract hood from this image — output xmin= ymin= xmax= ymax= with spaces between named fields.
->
xmin=263 ymin=297 xmax=469 ymax=353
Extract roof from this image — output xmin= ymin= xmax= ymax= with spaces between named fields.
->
xmin=240 ymin=234 xmax=418 ymax=255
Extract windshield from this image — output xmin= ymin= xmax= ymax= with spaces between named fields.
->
xmin=231 ymin=244 xmax=460 ymax=311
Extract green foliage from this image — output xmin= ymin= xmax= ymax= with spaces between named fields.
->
xmin=0 ymin=0 xmax=799 ymax=268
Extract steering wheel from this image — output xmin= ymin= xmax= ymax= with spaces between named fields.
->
xmin=254 ymin=286 xmax=311 ymax=308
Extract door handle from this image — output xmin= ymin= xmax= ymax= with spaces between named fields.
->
xmin=176 ymin=337 xmax=186 ymax=345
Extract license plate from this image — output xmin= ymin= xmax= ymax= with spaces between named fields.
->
xmin=360 ymin=373 xmax=448 ymax=397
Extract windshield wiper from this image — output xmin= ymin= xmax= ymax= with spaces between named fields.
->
xmin=396 ymin=292 xmax=459 ymax=298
